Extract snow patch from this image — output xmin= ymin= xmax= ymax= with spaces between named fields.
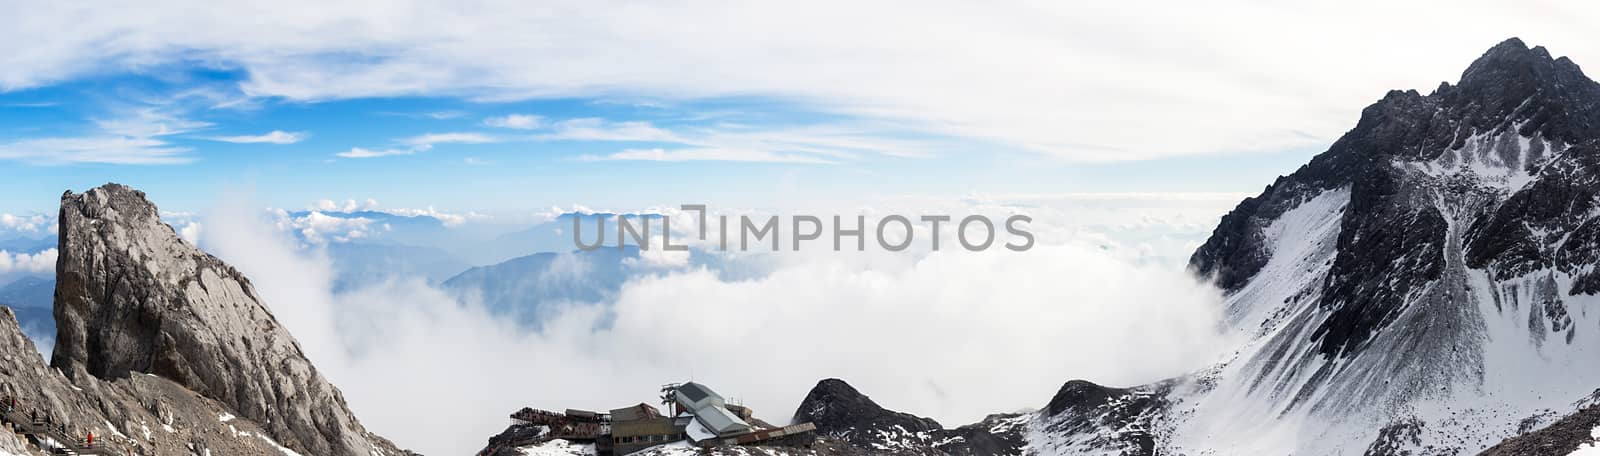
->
xmin=1401 ymin=128 xmax=1558 ymax=193
xmin=1565 ymin=425 xmax=1600 ymax=455
xmin=516 ymin=439 xmax=596 ymax=456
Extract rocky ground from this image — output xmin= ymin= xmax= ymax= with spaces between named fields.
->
xmin=1478 ymin=390 xmax=1600 ymax=456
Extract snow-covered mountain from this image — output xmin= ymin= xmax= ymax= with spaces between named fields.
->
xmin=1109 ymin=37 xmax=1600 ymax=455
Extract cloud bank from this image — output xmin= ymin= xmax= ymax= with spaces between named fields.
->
xmin=0 ymin=249 xmax=57 ymax=274
xmin=202 ymin=195 xmax=1232 ymax=456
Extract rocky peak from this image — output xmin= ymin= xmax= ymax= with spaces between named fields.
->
xmin=794 ymin=379 xmax=943 ymax=441
xmin=1445 ymin=37 xmax=1600 ymax=145
xmin=789 ymin=379 xmax=1026 ymax=456
xmin=51 ymin=183 xmax=407 ymax=456
xmin=1191 ymin=38 xmax=1600 ymax=295
xmin=1035 ymin=379 xmax=1168 ymax=455
xmin=1459 ymin=38 xmax=1568 ymax=90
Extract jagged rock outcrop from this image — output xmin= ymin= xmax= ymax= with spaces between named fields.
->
xmin=50 ymin=183 xmax=407 ymax=456
xmin=795 ymin=379 xmax=944 ymax=445
xmin=0 ymin=304 xmax=345 ymax=455
xmin=1033 ymin=380 xmax=1170 ymax=456
xmin=793 ymin=379 xmax=1026 ymax=456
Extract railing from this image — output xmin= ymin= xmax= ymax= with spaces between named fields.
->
xmin=0 ymin=396 xmax=122 ymax=456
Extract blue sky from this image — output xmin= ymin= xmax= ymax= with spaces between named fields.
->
xmin=1 ymin=1 xmax=1593 ymax=219
xmin=0 ymin=64 xmax=1321 ymax=216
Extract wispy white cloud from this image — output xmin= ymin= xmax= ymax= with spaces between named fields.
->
xmin=205 ymin=130 xmax=307 ymax=144
xmin=339 ymin=132 xmax=495 ymax=159
xmin=582 ymin=147 xmax=837 ymax=164
xmin=93 ymin=107 xmax=212 ymax=138
xmin=0 ymin=136 xmax=193 ymax=165
xmin=426 ymin=111 xmax=465 ymax=120
xmin=336 ymin=147 xmax=414 ymax=159
xmin=0 ymin=105 xmax=209 ymax=165
xmin=538 ymin=118 xmax=679 ymax=142
xmin=483 ymin=114 xmax=542 ymax=129
xmin=401 ymin=132 xmax=496 ymax=147
xmin=536 ymin=117 xmax=929 ymax=163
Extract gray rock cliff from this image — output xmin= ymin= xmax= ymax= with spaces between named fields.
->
xmin=50 ymin=183 xmax=407 ymax=456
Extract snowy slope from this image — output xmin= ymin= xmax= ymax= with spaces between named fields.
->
xmin=1027 ymin=38 xmax=1600 ymax=456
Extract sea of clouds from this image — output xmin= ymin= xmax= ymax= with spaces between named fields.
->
xmin=185 ymin=192 xmax=1237 ymax=455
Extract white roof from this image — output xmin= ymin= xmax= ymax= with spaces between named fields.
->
xmin=673 ymin=382 xmax=753 ymax=436
xmin=694 ymin=403 xmax=751 ymax=435
xmin=684 ymin=418 xmax=717 ymax=443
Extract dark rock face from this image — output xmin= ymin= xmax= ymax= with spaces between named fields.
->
xmin=1467 ymin=144 xmax=1600 ymax=293
xmin=479 ymin=423 xmax=550 ymax=456
xmin=51 ymin=184 xmax=407 ymax=456
xmin=795 ymin=378 xmax=944 ymax=446
xmin=786 ymin=378 xmax=1026 ymax=455
xmin=1190 ymin=37 xmax=1600 ymax=359
xmin=1363 ymin=418 xmax=1424 ymax=456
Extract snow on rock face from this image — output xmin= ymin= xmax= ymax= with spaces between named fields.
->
xmin=1036 ymin=38 xmax=1600 ymax=456
xmin=50 ymin=183 xmax=409 ymax=456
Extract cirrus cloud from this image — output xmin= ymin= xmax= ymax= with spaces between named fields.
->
xmin=483 ymin=114 xmax=542 ymax=129
xmin=205 ymin=130 xmax=308 ymax=144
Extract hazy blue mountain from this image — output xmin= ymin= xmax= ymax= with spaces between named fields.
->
xmin=441 ymin=245 xmax=646 ymax=326
xmin=324 ymin=242 xmax=472 ymax=292
xmin=462 ymin=213 xmax=664 ymax=265
xmin=0 ymin=236 xmax=53 ymax=253
xmin=0 ymin=275 xmax=53 ymax=308
xmin=0 ymin=276 xmax=56 ymax=344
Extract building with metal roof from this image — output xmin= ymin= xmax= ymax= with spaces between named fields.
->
xmin=670 ymin=382 xmax=754 ymax=437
